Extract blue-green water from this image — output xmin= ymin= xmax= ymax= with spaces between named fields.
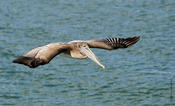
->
xmin=0 ymin=0 xmax=175 ymax=105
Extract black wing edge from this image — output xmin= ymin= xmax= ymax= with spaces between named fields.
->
xmin=13 ymin=56 xmax=48 ymax=68
xmin=103 ymin=36 xmax=140 ymax=49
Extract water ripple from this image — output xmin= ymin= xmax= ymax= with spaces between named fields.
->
xmin=0 ymin=0 xmax=175 ymax=105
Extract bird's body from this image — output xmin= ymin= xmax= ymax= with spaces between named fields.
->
xmin=69 ymin=49 xmax=87 ymax=59
xmin=67 ymin=42 xmax=87 ymax=59
xmin=13 ymin=36 xmax=140 ymax=68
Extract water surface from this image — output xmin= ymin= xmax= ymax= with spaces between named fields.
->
xmin=0 ymin=0 xmax=175 ymax=105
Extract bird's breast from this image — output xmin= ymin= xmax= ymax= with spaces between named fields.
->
xmin=69 ymin=50 xmax=87 ymax=59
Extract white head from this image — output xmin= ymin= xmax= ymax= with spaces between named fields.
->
xmin=69 ymin=41 xmax=105 ymax=68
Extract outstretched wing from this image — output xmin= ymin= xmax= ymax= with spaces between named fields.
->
xmin=13 ymin=43 xmax=71 ymax=68
xmin=86 ymin=36 xmax=140 ymax=50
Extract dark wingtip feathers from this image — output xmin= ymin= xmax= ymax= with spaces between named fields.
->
xmin=125 ymin=36 xmax=140 ymax=47
xmin=13 ymin=56 xmax=47 ymax=68
xmin=104 ymin=36 xmax=140 ymax=49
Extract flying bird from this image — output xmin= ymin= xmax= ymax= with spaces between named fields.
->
xmin=13 ymin=36 xmax=140 ymax=68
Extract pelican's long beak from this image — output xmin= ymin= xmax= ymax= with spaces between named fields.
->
xmin=80 ymin=46 xmax=105 ymax=69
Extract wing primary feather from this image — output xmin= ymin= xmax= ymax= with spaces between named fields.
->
xmin=87 ymin=36 xmax=140 ymax=50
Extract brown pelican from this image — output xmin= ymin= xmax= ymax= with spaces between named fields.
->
xmin=13 ymin=36 xmax=140 ymax=68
